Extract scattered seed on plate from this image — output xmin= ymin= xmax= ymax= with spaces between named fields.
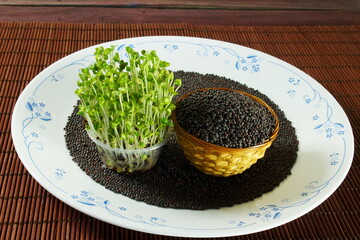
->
xmin=64 ymin=71 xmax=298 ymax=210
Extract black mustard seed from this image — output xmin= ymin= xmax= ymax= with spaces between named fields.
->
xmin=64 ymin=71 xmax=298 ymax=210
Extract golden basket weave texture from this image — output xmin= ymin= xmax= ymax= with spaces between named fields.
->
xmin=173 ymin=88 xmax=279 ymax=177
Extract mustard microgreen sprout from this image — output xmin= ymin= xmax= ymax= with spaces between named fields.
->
xmin=75 ymin=46 xmax=181 ymax=172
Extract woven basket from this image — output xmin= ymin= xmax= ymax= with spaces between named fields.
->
xmin=172 ymin=88 xmax=279 ymax=177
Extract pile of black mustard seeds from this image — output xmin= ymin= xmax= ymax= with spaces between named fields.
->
xmin=176 ymin=88 xmax=275 ymax=148
xmin=64 ymin=71 xmax=298 ymax=210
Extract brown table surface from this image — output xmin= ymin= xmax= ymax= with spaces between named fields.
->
xmin=0 ymin=22 xmax=359 ymax=239
xmin=0 ymin=0 xmax=359 ymax=26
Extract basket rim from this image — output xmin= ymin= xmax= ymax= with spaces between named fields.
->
xmin=172 ymin=87 xmax=280 ymax=152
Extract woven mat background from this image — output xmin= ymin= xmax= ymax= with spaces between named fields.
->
xmin=0 ymin=22 xmax=359 ymax=239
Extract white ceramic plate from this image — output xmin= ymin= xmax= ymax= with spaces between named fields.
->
xmin=11 ymin=36 xmax=354 ymax=238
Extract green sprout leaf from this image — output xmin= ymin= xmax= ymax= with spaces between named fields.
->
xmin=75 ymin=45 xmax=182 ymax=152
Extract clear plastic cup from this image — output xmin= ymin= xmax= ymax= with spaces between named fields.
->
xmin=87 ymin=132 xmax=168 ymax=173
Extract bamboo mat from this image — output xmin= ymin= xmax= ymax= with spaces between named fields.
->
xmin=0 ymin=22 xmax=359 ymax=239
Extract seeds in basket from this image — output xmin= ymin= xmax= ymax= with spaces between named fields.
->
xmin=175 ymin=88 xmax=277 ymax=148
xmin=173 ymin=87 xmax=279 ymax=177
